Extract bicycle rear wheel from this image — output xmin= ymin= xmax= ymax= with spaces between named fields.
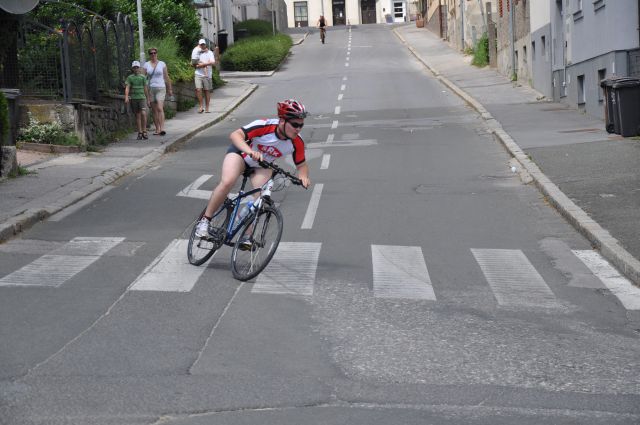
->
xmin=231 ymin=205 xmax=283 ymax=281
xmin=187 ymin=204 xmax=231 ymax=266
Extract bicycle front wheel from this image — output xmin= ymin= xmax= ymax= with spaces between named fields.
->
xmin=187 ymin=204 xmax=231 ymax=266
xmin=231 ymin=205 xmax=283 ymax=281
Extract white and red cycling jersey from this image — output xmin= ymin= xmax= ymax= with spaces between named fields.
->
xmin=240 ymin=118 xmax=306 ymax=168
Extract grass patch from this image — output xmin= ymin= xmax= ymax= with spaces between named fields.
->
xmin=221 ymin=33 xmax=292 ymax=71
xmin=9 ymin=165 xmax=34 ymax=178
xmin=471 ymin=33 xmax=489 ymax=67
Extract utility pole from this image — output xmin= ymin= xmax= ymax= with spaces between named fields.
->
xmin=509 ymin=0 xmax=515 ymax=80
xmin=460 ymin=0 xmax=464 ymax=50
xmin=136 ymin=0 xmax=145 ymax=64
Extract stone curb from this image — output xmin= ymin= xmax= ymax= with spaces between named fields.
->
xmin=394 ymin=28 xmax=640 ymax=287
xmin=0 ymin=83 xmax=258 ymax=244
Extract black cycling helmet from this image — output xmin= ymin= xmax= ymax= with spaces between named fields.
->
xmin=277 ymin=99 xmax=308 ymax=120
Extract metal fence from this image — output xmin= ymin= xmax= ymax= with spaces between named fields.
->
xmin=0 ymin=9 xmax=135 ymax=103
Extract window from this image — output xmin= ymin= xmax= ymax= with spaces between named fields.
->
xmin=577 ymin=74 xmax=585 ymax=104
xmin=598 ymin=69 xmax=606 ymax=102
xmin=532 ymin=41 xmax=536 ymax=60
xmin=541 ymin=36 xmax=546 ymax=60
xmin=293 ymin=1 xmax=308 ymax=27
xmin=523 ymin=45 xmax=527 ymax=65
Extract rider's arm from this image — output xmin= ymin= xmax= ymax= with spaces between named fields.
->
xmin=296 ymin=162 xmax=311 ymax=188
xmin=230 ymin=128 xmax=262 ymax=161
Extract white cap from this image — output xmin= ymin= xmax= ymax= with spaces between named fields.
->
xmin=131 ymin=60 xmax=141 ymax=67
xmin=198 ymin=38 xmax=206 ymax=45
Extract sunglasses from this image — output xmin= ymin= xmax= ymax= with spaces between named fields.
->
xmin=287 ymin=121 xmax=304 ymax=129
xmin=149 ymin=51 xmax=157 ymax=55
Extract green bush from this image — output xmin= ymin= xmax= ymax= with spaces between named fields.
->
xmin=472 ymin=33 xmax=489 ymax=67
xmin=233 ymin=19 xmax=274 ymax=37
xmin=221 ymin=34 xmax=292 ymax=72
xmin=18 ymin=113 xmax=80 ymax=146
xmin=0 ymin=91 xmax=8 ymax=146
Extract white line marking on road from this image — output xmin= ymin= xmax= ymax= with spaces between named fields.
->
xmin=338 ymin=94 xmax=343 ymax=101
xmin=252 ymin=242 xmax=321 ymax=296
xmin=130 ymin=239 xmax=209 ymax=292
xmin=343 ymin=76 xmax=348 ymax=81
xmin=573 ymin=250 xmax=640 ymax=310
xmin=326 ymin=134 xmax=334 ymax=144
xmin=49 ymin=186 xmax=115 ymax=222
xmin=345 ymin=62 xmax=349 ymax=67
xmin=301 ymin=183 xmax=323 ymax=229
xmin=371 ymin=245 xmax=436 ymax=300
xmin=0 ymin=237 xmax=125 ymax=287
xmin=306 ymin=139 xmax=378 ymax=149
xmin=334 ymin=106 xmax=341 ymax=115
xmin=472 ymin=249 xmax=560 ymax=308
xmin=340 ymin=84 xmax=346 ymax=91
xmin=331 ymin=120 xmax=339 ymax=129
xmin=320 ymin=154 xmax=331 ymax=169
xmin=177 ymin=175 xmax=214 ymax=200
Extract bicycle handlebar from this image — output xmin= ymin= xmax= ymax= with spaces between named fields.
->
xmin=258 ymin=160 xmax=305 ymax=187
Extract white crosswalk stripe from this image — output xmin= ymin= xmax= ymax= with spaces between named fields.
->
xmin=251 ymin=242 xmax=321 ymax=296
xmin=129 ymin=239 xmax=210 ymax=292
xmin=573 ymin=250 xmax=640 ymax=310
xmin=471 ymin=248 xmax=561 ymax=308
xmin=4 ymin=236 xmax=639 ymax=313
xmin=0 ymin=237 xmax=124 ymax=287
xmin=371 ymin=245 xmax=436 ymax=300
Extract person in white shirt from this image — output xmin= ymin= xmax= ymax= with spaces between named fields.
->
xmin=191 ymin=39 xmax=216 ymax=113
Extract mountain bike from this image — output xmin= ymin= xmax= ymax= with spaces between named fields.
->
xmin=187 ymin=160 xmax=304 ymax=281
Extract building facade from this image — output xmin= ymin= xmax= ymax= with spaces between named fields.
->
xmin=284 ymin=0 xmax=409 ymax=28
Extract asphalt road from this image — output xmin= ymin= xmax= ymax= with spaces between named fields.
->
xmin=1 ymin=25 xmax=639 ymax=424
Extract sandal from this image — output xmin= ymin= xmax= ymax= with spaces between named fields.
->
xmin=159 ymin=131 xmax=166 ymax=136
xmin=198 ymin=108 xmax=204 ymax=113
xmin=136 ymin=132 xmax=143 ymax=140
xmin=142 ymin=131 xmax=148 ymax=139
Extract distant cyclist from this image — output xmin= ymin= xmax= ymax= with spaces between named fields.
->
xmin=195 ymin=99 xmax=311 ymax=238
xmin=317 ymin=15 xmax=327 ymax=44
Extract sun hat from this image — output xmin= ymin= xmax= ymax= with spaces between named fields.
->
xmin=198 ymin=38 xmax=206 ymax=45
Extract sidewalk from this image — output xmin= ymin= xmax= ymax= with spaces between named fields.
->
xmin=0 ymin=79 xmax=257 ymax=243
xmin=395 ymin=24 xmax=640 ymax=286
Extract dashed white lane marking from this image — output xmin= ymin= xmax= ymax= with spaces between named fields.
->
xmin=472 ymin=249 xmax=561 ymax=308
xmin=0 ymin=237 xmax=125 ymax=287
xmin=252 ymin=242 xmax=321 ymax=296
xmin=573 ymin=250 xmax=640 ymax=310
xmin=372 ymin=245 xmax=436 ymax=300
xmin=343 ymin=76 xmax=348 ymax=81
xmin=340 ymin=84 xmax=346 ymax=91
xmin=130 ymin=239 xmax=210 ymax=292
xmin=320 ymin=154 xmax=331 ymax=169
xmin=338 ymin=94 xmax=344 ymax=101
xmin=334 ymin=106 xmax=341 ymax=115
xmin=331 ymin=120 xmax=339 ymax=129
xmin=345 ymin=62 xmax=349 ymax=67
xmin=177 ymin=175 xmax=214 ymax=200
xmin=326 ymin=134 xmax=335 ymax=144
xmin=301 ymin=183 xmax=323 ymax=229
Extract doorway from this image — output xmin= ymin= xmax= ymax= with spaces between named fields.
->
xmin=361 ymin=0 xmax=376 ymax=24
xmin=332 ymin=0 xmax=346 ymax=25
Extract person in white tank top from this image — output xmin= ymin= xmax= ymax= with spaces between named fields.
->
xmin=143 ymin=47 xmax=173 ymax=136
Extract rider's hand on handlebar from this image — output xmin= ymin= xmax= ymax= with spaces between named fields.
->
xmin=249 ymin=150 xmax=263 ymax=162
xmin=299 ymin=175 xmax=311 ymax=189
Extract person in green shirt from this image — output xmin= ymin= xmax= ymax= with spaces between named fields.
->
xmin=125 ymin=61 xmax=151 ymax=140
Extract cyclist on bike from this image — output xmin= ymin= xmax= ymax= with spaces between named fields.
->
xmin=317 ymin=15 xmax=327 ymax=43
xmin=195 ymin=99 xmax=311 ymax=238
